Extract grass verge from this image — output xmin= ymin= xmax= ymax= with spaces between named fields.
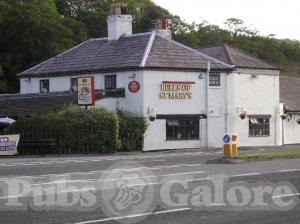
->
xmin=236 ymin=150 xmax=300 ymax=160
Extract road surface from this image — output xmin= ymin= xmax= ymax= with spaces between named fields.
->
xmin=0 ymin=148 xmax=299 ymax=224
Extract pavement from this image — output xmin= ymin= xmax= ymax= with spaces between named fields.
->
xmin=0 ymin=147 xmax=299 ymax=224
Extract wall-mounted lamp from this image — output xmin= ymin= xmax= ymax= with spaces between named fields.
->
xmin=198 ymin=73 xmax=204 ymax=79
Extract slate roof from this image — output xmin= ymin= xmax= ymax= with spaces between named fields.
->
xmin=18 ymin=32 xmax=231 ymax=77
xmin=0 ymin=89 xmax=125 ymax=116
xmin=280 ymin=76 xmax=300 ymax=112
xmin=196 ymin=44 xmax=278 ymax=70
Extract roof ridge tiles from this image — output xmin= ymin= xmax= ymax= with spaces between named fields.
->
xmin=154 ymin=34 xmax=234 ymax=69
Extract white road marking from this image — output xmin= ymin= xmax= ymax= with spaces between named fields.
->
xmin=74 ymin=208 xmax=191 ymax=224
xmin=233 ymin=173 xmax=261 ymax=177
xmin=153 ymin=207 xmax=191 ymax=214
xmin=127 ymin=177 xmax=214 ymax=187
xmin=277 ymin=169 xmax=300 ymax=173
xmin=75 ymin=212 xmax=153 ymax=224
xmin=206 ymin=203 xmax=226 ymax=207
xmin=272 ymin=193 xmax=300 ymax=199
xmin=15 ymin=170 xmax=207 ymax=187
xmin=0 ymin=151 xmax=208 ymax=167
xmin=0 ymin=163 xmax=202 ymax=181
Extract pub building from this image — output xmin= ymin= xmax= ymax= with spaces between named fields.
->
xmin=0 ymin=3 xmax=299 ymax=151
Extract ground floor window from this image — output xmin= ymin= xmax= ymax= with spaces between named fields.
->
xmin=40 ymin=79 xmax=49 ymax=94
xmin=249 ymin=115 xmax=270 ymax=137
xmin=166 ymin=117 xmax=199 ymax=140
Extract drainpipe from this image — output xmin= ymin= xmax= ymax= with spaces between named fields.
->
xmin=224 ymin=72 xmax=229 ymax=134
xmin=206 ymin=62 xmax=210 ymax=148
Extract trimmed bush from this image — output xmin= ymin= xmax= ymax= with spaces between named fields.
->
xmin=118 ymin=110 xmax=148 ymax=152
xmin=6 ymin=106 xmax=120 ymax=154
xmin=5 ymin=106 xmax=147 ymax=154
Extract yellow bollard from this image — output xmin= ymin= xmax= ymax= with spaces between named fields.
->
xmin=223 ymin=134 xmax=238 ymax=159
xmin=224 ymin=144 xmax=231 ymax=158
xmin=231 ymin=134 xmax=238 ymax=158
xmin=223 ymin=134 xmax=231 ymax=158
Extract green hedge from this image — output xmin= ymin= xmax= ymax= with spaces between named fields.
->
xmin=118 ymin=110 xmax=148 ymax=152
xmin=6 ymin=106 xmax=147 ymax=154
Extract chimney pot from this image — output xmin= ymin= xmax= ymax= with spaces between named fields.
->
xmin=107 ymin=2 xmax=133 ymax=40
xmin=155 ymin=17 xmax=172 ymax=39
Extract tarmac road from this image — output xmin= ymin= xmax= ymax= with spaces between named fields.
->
xmin=0 ymin=148 xmax=299 ymax=224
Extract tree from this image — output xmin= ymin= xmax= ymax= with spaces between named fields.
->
xmin=0 ymin=0 xmax=76 ymax=92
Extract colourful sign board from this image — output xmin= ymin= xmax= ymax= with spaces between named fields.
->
xmin=0 ymin=134 xmax=20 ymax=156
xmin=159 ymin=81 xmax=195 ymax=99
xmin=128 ymin=81 xmax=140 ymax=93
xmin=77 ymin=77 xmax=95 ymax=106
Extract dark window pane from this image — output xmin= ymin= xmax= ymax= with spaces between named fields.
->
xmin=166 ymin=118 xmax=199 ymax=140
xmin=105 ymin=75 xmax=116 ymax=89
xmin=249 ymin=117 xmax=270 ymax=137
xmin=40 ymin=80 xmax=49 ymax=94
xmin=70 ymin=78 xmax=78 ymax=92
xmin=209 ymin=72 xmax=221 ymax=86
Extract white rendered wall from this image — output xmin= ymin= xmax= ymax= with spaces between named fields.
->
xmin=227 ymin=69 xmax=281 ymax=147
xmin=20 ymin=75 xmax=104 ymax=94
xmin=142 ymin=70 xmax=207 ymax=151
xmin=283 ymin=114 xmax=300 ymax=145
xmin=207 ymin=73 xmax=227 ymax=147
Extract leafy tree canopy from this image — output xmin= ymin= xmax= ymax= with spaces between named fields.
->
xmin=0 ymin=0 xmax=300 ymax=93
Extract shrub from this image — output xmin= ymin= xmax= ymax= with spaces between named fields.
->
xmin=117 ymin=110 xmax=148 ymax=152
xmin=62 ymin=106 xmax=120 ymax=153
xmin=6 ymin=105 xmax=120 ymax=154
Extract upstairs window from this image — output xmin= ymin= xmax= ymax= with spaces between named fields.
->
xmin=209 ymin=72 xmax=221 ymax=86
xmin=70 ymin=78 xmax=78 ymax=92
xmin=249 ymin=116 xmax=270 ymax=137
xmin=40 ymin=80 xmax=49 ymax=94
xmin=105 ymin=75 xmax=116 ymax=90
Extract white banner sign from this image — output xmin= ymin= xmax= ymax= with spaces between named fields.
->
xmin=0 ymin=134 xmax=20 ymax=156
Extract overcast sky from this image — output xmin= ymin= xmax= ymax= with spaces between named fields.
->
xmin=152 ymin=0 xmax=300 ymax=41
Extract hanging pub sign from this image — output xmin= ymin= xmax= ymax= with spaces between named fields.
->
xmin=0 ymin=134 xmax=20 ymax=156
xmin=159 ymin=81 xmax=195 ymax=99
xmin=77 ymin=77 xmax=95 ymax=106
xmin=128 ymin=81 xmax=140 ymax=93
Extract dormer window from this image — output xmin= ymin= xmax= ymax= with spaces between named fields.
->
xmin=70 ymin=78 xmax=78 ymax=92
xmin=39 ymin=79 xmax=49 ymax=94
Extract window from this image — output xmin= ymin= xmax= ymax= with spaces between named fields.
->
xmin=249 ymin=117 xmax=270 ymax=137
xmin=166 ymin=118 xmax=199 ymax=140
xmin=105 ymin=75 xmax=116 ymax=90
xmin=39 ymin=80 xmax=49 ymax=94
xmin=70 ymin=78 xmax=78 ymax=92
xmin=209 ymin=72 xmax=221 ymax=86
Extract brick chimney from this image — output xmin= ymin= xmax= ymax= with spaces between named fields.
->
xmin=155 ymin=17 xmax=172 ymax=39
xmin=107 ymin=2 xmax=133 ymax=40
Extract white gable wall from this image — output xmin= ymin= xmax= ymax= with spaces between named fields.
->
xmin=227 ymin=68 xmax=281 ymax=146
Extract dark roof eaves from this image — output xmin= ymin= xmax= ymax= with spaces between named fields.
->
xmin=17 ymin=66 xmax=144 ymax=78
xmin=236 ymin=66 xmax=280 ymax=71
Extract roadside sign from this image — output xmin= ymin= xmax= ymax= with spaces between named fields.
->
xmin=77 ymin=77 xmax=95 ymax=106
xmin=223 ymin=135 xmax=230 ymax=144
xmin=0 ymin=134 xmax=20 ymax=156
